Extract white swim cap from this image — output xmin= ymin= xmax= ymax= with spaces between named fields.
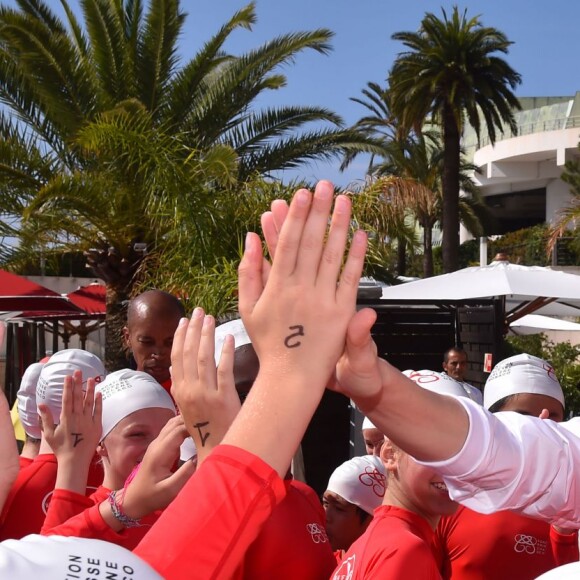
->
xmin=36 ymin=350 xmax=105 ymax=424
xmin=0 ymin=534 xmax=161 ymax=579
xmin=214 ymin=319 xmax=251 ymax=364
xmin=326 ymin=455 xmax=386 ymax=515
xmin=483 ymin=354 xmax=564 ymax=410
xmin=362 ymin=417 xmax=376 ymax=430
xmin=97 ymin=369 xmax=176 ymax=440
xmin=180 ymin=437 xmax=198 ymax=462
xmin=17 ymin=362 xmax=45 ymax=439
xmin=407 ymin=370 xmax=471 ymax=399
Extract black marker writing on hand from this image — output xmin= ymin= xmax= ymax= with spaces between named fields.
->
xmin=284 ymin=325 xmax=305 ymax=349
xmin=193 ymin=421 xmax=211 ymax=447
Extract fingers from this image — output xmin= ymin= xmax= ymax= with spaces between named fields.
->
xmin=337 ymin=229 xmax=368 ymax=304
xmin=539 ymin=409 xmax=550 ymax=420
xmin=196 ymin=314 xmax=218 ymax=392
xmin=182 ymin=308 xmax=204 ymax=385
xmin=216 ymin=334 xmax=235 ymax=393
xmin=295 ymin=181 xmax=335 ymax=279
xmin=60 ymin=374 xmax=74 ymax=423
xmin=268 ymin=188 xmax=312 ymax=277
xmin=38 ymin=404 xmax=55 ymax=439
xmin=84 ymin=376 xmax=95 ymax=415
xmin=316 ymin=194 xmax=352 ymax=290
xmin=238 ymin=232 xmax=266 ymax=318
xmin=170 ymin=317 xmax=190 ymax=388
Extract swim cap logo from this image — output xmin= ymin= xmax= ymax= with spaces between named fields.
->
xmin=359 ymin=467 xmax=386 ymax=497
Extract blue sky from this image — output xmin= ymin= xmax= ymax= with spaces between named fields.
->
xmin=38 ymin=1 xmax=580 ymax=186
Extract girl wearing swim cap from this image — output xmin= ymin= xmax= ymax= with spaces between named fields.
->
xmin=40 ymin=369 xmax=194 ymax=550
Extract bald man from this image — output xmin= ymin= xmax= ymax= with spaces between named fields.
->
xmin=123 ymin=290 xmax=185 ymax=392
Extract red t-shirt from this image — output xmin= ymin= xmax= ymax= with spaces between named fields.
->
xmin=331 ymin=505 xmax=442 ymax=580
xmin=40 ymin=485 xmax=160 ymax=551
xmin=18 ymin=456 xmax=33 ymax=470
xmin=435 ymin=505 xmax=579 ymax=580
xmin=232 ymin=478 xmax=336 ymax=579
xmin=134 ymin=445 xmax=287 ymax=580
xmin=0 ymin=453 xmax=103 ymax=541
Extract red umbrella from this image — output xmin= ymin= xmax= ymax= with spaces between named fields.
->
xmin=0 ymin=269 xmax=83 ymax=313
xmin=67 ymin=283 xmax=106 ymax=316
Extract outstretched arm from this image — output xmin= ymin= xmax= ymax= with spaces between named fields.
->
xmin=225 ymin=180 xmax=367 ymax=476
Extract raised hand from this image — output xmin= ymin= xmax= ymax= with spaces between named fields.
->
xmin=171 ymin=312 xmax=241 ymax=464
xmin=119 ymin=415 xmax=196 ymax=521
xmin=38 ymin=371 xmax=102 ymax=494
xmin=223 ymin=180 xmax=367 ymax=476
xmin=238 ymin=180 xmax=367 ymax=387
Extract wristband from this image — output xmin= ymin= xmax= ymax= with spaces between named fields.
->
xmin=107 ymin=490 xmax=142 ymax=528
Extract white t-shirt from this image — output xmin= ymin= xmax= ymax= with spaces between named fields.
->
xmin=419 ymin=398 xmax=580 ymax=528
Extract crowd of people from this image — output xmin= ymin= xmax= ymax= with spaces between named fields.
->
xmin=0 ymin=180 xmax=579 ymax=578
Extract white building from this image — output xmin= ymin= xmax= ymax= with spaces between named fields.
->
xmin=461 ymin=94 xmax=580 ymax=242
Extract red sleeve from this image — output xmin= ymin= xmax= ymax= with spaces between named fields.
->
xmin=40 ymin=489 xmax=93 ymax=534
xmin=134 ymin=444 xmax=286 ymax=580
xmin=0 ymin=456 xmax=57 ymax=540
xmin=550 ymin=526 xmax=580 ymax=566
xmin=18 ymin=457 xmax=33 ymax=470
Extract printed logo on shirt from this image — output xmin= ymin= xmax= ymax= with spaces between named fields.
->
xmin=513 ymin=534 xmax=547 ymax=555
xmin=332 ymin=555 xmax=356 ymax=580
xmin=358 ymin=467 xmax=386 ymax=498
xmin=42 ymin=486 xmax=99 ymax=515
xmin=306 ymin=523 xmax=329 ymax=544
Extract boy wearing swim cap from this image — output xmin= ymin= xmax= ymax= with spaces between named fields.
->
xmin=323 ymin=455 xmax=385 ymax=553
xmin=40 ymin=369 xmax=192 ymax=550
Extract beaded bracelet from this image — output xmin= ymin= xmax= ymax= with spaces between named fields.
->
xmin=107 ymin=490 xmax=142 ymax=528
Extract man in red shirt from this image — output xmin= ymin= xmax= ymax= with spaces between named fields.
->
xmin=123 ymin=289 xmax=185 ymax=394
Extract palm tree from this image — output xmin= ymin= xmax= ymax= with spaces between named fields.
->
xmin=547 ymin=156 xmax=580 ymax=256
xmin=389 ymin=6 xmax=521 ymax=273
xmin=0 ymin=0 xmax=376 ymax=368
xmin=374 ymin=133 xmax=489 ymax=277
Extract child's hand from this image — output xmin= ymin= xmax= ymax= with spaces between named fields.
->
xmin=333 ymin=308 xmax=383 ymax=410
xmin=121 ymin=415 xmax=196 ymax=520
xmin=38 ymin=371 xmax=102 ymax=494
xmin=239 ymin=180 xmax=367 ymax=388
xmin=171 ymin=312 xmax=241 ymax=464
xmin=39 ymin=371 xmax=102 ymax=462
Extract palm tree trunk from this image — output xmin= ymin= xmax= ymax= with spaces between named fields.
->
xmin=423 ymin=224 xmax=434 ymax=278
xmin=442 ymin=103 xmax=461 ymax=273
xmin=397 ymin=236 xmax=407 ymax=276
xmin=104 ymin=284 xmax=131 ymax=372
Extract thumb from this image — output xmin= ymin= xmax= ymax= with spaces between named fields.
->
xmin=238 ymin=232 xmax=265 ymax=318
xmin=346 ymin=308 xmax=377 ymax=349
xmin=538 ymin=409 xmax=550 ymax=420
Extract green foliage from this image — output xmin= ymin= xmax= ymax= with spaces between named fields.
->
xmin=505 ymin=334 xmax=580 ymax=417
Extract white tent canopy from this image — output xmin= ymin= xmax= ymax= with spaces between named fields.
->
xmin=509 ymin=314 xmax=580 ymax=335
xmin=380 ymin=260 xmax=580 ymax=321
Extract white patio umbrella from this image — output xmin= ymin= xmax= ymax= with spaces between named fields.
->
xmin=380 ymin=259 xmax=580 ymax=322
xmin=509 ymin=314 xmax=580 ymax=335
